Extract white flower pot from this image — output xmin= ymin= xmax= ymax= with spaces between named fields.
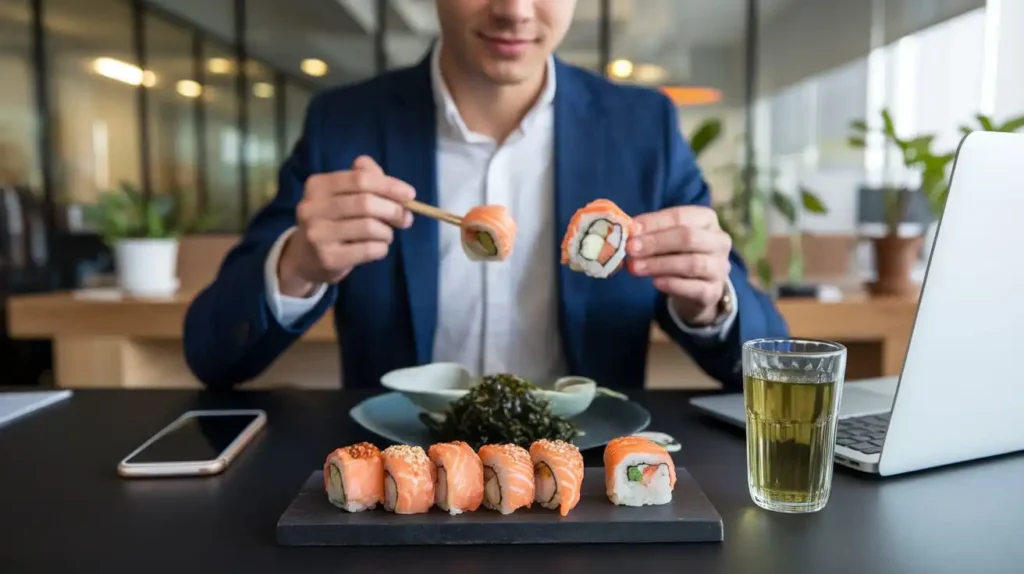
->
xmin=114 ymin=238 xmax=180 ymax=298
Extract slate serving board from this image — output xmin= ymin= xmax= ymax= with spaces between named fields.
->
xmin=276 ymin=467 xmax=723 ymax=546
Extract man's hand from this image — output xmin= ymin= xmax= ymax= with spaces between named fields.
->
xmin=627 ymin=205 xmax=732 ymax=326
xmin=277 ymin=156 xmax=416 ymax=297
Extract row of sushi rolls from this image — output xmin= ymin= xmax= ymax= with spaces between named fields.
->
xmin=323 ymin=435 xmax=676 ymax=516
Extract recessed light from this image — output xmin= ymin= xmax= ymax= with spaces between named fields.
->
xmin=301 ymin=58 xmax=328 ymax=77
xmin=608 ymin=59 xmax=633 ymax=79
xmin=176 ymin=80 xmax=203 ymax=98
xmin=252 ymin=82 xmax=274 ymax=98
xmin=208 ymin=58 xmax=233 ymax=74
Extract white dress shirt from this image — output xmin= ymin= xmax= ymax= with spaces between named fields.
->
xmin=263 ymin=46 xmax=738 ymax=383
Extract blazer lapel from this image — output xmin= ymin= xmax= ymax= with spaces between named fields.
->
xmin=382 ymin=57 xmax=439 ymax=365
xmin=553 ymin=59 xmax=606 ymax=372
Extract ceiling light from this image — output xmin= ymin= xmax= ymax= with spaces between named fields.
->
xmin=633 ymin=64 xmax=668 ymax=84
xmin=660 ymin=86 xmax=722 ymax=107
xmin=252 ymin=82 xmax=274 ymax=98
xmin=608 ymin=59 xmax=633 ymax=79
xmin=93 ymin=57 xmax=157 ymax=87
xmin=207 ymin=57 xmax=233 ymax=74
xmin=301 ymin=58 xmax=328 ymax=77
xmin=176 ymin=80 xmax=203 ymax=98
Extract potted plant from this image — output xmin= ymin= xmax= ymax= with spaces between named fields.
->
xmin=83 ymin=182 xmax=213 ymax=298
xmin=688 ymin=118 xmax=828 ymax=291
xmin=847 ymin=110 xmax=1024 ymax=295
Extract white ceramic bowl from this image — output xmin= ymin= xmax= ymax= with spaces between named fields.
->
xmin=379 ymin=363 xmax=599 ymax=418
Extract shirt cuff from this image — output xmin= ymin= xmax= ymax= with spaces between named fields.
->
xmin=264 ymin=227 xmax=328 ymax=328
xmin=666 ymin=278 xmax=739 ymax=342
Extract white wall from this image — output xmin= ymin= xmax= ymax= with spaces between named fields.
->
xmin=755 ymin=1 xmax=1023 ymax=239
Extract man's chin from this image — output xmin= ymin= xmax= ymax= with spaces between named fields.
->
xmin=479 ymin=61 xmax=543 ymax=86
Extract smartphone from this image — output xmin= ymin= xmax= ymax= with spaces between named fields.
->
xmin=117 ymin=409 xmax=266 ymax=478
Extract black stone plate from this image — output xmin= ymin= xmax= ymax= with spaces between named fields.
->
xmin=276 ymin=468 xmax=723 ymax=546
xmin=349 ymin=392 xmax=651 ymax=451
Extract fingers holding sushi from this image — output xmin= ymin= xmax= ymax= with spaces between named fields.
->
xmin=323 ymin=442 xmax=385 ymax=512
xmin=627 ymin=204 xmax=733 ymax=326
xmin=381 ymin=445 xmax=436 ymax=514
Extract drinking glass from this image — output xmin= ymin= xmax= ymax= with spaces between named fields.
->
xmin=742 ymin=338 xmax=847 ymax=513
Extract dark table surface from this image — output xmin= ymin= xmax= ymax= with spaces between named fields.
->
xmin=1 ymin=389 xmax=1022 ymax=574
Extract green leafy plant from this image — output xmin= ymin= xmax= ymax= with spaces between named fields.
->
xmin=847 ymin=109 xmax=954 ymax=233
xmin=847 ymin=109 xmax=1024 ymax=235
xmin=689 ymin=118 xmax=828 ymax=289
xmin=83 ymin=181 xmax=216 ymax=246
xmin=959 ymin=113 xmax=1024 ymax=136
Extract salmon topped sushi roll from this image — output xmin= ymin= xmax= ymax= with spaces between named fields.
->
xmin=323 ymin=442 xmax=384 ymax=512
xmin=560 ymin=199 xmax=634 ymax=278
xmin=529 ymin=439 xmax=584 ymax=516
xmin=460 ymin=204 xmax=517 ymax=262
xmin=604 ymin=436 xmax=677 ymax=507
xmin=428 ymin=441 xmax=484 ymax=515
xmin=381 ymin=445 xmax=436 ymax=514
xmin=478 ymin=444 xmax=535 ymax=514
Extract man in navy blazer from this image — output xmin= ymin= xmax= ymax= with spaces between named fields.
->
xmin=183 ymin=0 xmax=789 ymax=392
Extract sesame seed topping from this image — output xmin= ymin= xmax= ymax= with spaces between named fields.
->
xmin=480 ymin=443 xmax=531 ymax=466
xmin=532 ymin=439 xmax=580 ymax=456
xmin=343 ymin=442 xmax=381 ymax=460
xmin=383 ymin=444 xmax=429 ymax=465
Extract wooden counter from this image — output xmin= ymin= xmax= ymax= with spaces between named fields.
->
xmin=7 ymin=290 xmax=919 ymax=389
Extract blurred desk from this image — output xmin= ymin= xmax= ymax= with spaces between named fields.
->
xmin=7 ymin=290 xmax=919 ymax=389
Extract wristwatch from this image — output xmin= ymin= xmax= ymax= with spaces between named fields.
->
xmin=710 ymin=281 xmax=734 ymax=327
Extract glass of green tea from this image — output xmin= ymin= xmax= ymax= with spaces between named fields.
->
xmin=742 ymin=338 xmax=847 ymax=513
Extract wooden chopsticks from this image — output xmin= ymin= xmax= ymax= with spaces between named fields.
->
xmin=405 ymin=200 xmax=463 ymax=227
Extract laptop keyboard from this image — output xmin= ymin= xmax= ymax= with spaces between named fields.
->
xmin=836 ymin=413 xmax=891 ymax=455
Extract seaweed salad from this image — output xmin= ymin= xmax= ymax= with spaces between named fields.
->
xmin=419 ymin=373 xmax=579 ymax=450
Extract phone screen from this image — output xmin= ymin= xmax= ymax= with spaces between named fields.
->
xmin=124 ymin=413 xmax=260 ymax=464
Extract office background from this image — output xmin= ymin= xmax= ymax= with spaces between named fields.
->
xmin=1 ymin=0 xmax=1022 ymax=388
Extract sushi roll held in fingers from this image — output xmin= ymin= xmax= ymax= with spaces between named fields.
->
xmin=428 ymin=441 xmax=484 ymax=515
xmin=478 ymin=444 xmax=535 ymax=514
xmin=460 ymin=204 xmax=517 ymax=262
xmin=323 ymin=442 xmax=384 ymax=512
xmin=530 ymin=439 xmax=584 ymax=516
xmin=381 ymin=445 xmax=436 ymax=514
xmin=560 ymin=199 xmax=634 ymax=278
xmin=604 ymin=436 xmax=677 ymax=507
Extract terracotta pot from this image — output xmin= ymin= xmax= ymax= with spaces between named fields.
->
xmin=868 ymin=235 xmax=924 ymax=296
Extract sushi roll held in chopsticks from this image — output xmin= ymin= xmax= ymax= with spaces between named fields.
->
xmin=323 ymin=442 xmax=384 ymax=512
xmin=604 ymin=436 xmax=677 ymax=507
xmin=478 ymin=444 xmax=535 ymax=514
xmin=530 ymin=439 xmax=584 ymax=516
xmin=381 ymin=445 xmax=436 ymax=514
xmin=428 ymin=441 xmax=484 ymax=515
xmin=460 ymin=205 xmax=517 ymax=262
xmin=560 ymin=199 xmax=635 ymax=278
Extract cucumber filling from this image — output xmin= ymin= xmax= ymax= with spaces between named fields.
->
xmin=483 ymin=466 xmax=501 ymax=508
xmin=383 ymin=471 xmax=397 ymax=511
xmin=329 ymin=463 xmax=346 ymax=505
xmin=627 ymin=465 xmax=643 ymax=482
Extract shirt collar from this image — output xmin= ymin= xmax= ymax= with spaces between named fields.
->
xmin=430 ymin=41 xmax=556 ymax=141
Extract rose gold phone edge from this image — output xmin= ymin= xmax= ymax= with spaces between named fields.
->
xmin=116 ymin=409 xmax=267 ymax=478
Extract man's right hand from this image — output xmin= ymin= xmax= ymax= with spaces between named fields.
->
xmin=277 ymin=155 xmax=416 ymax=297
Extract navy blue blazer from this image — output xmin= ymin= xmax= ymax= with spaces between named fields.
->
xmin=182 ymin=56 xmax=789 ymax=392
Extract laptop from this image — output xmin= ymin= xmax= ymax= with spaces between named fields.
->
xmin=690 ymin=130 xmax=1024 ymax=477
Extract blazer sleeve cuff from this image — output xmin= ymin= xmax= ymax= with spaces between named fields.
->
xmin=666 ymin=278 xmax=739 ymax=342
xmin=264 ymin=226 xmax=328 ymax=328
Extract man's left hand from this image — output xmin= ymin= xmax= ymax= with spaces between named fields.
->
xmin=627 ymin=205 xmax=732 ymax=326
